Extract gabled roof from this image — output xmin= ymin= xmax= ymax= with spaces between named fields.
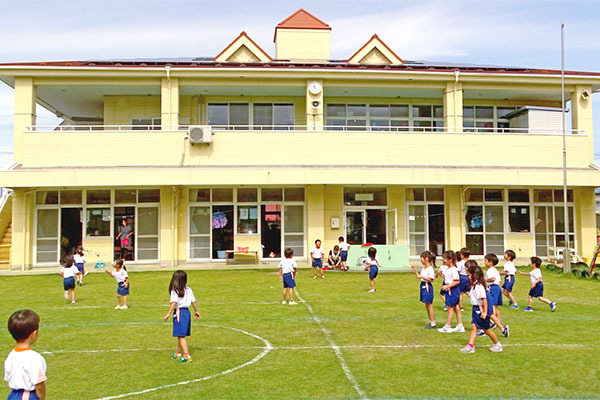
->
xmin=347 ymin=34 xmax=404 ymax=65
xmin=214 ymin=31 xmax=272 ymax=63
xmin=274 ymin=9 xmax=331 ymax=41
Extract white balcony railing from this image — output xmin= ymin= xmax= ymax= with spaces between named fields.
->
xmin=26 ymin=125 xmax=586 ymax=135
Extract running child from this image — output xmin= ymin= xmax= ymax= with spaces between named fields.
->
xmin=411 ymin=250 xmax=436 ymax=330
xmin=73 ymin=245 xmax=87 ymax=286
xmin=482 ymin=254 xmax=509 ymax=338
xmin=4 ymin=310 xmax=47 ymax=400
xmin=519 ymin=257 xmax=557 ymax=312
xmin=310 ymin=239 xmax=325 ymax=279
xmin=59 ymin=255 xmax=81 ymax=304
xmin=279 ymin=248 xmax=298 ymax=305
xmin=163 ymin=270 xmax=201 ymax=363
xmin=338 ymin=236 xmax=350 ymax=271
xmin=461 ymin=260 xmax=503 ymax=353
xmin=436 ymin=253 xmax=450 ymax=308
xmin=105 ymin=258 xmax=129 ymax=309
xmin=457 ymin=248 xmax=471 ymax=310
xmin=438 ymin=250 xmax=464 ymax=332
xmin=500 ymin=250 xmax=518 ymax=309
xmin=364 ymin=247 xmax=380 ymax=293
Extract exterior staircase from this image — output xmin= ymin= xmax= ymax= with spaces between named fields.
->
xmin=0 ymin=222 xmax=11 ymax=269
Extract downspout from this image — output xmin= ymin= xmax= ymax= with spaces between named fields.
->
xmin=171 ymin=186 xmax=176 ymax=268
xmin=454 ymin=70 xmax=460 ymax=131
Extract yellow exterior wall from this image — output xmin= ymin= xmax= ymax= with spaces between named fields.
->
xmin=306 ymin=80 xmax=323 ymax=130
xmin=506 ymin=233 xmax=534 ymax=256
xmin=275 ymin=29 xmax=330 ymax=61
xmin=306 ymin=185 xmax=325 ymax=249
xmin=575 ymin=186 xmax=596 ymax=263
xmin=159 ymin=186 xmax=173 ymax=266
xmin=388 ymin=186 xmax=404 ymax=245
xmin=10 ymin=189 xmax=34 ymax=270
xmin=323 ymin=185 xmax=342 ymax=251
xmin=82 ymin=237 xmax=113 ymax=267
xmin=104 ymin=95 xmax=161 ymax=125
xmin=13 ymin=77 xmax=36 ymax=163
xmin=161 ymin=77 xmax=179 ymax=129
xmin=570 ymin=85 xmax=594 ymax=161
xmin=445 ymin=186 xmax=463 ymax=250
xmin=177 ymin=187 xmax=189 ymax=264
xmin=443 ymin=82 xmax=463 ymax=130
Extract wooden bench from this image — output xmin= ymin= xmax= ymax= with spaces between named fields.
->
xmin=225 ymin=250 xmax=259 ymax=265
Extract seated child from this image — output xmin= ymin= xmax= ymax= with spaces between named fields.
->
xmin=328 ymin=245 xmax=343 ymax=269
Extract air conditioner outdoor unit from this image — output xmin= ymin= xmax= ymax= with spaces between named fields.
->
xmin=188 ymin=125 xmax=213 ymax=144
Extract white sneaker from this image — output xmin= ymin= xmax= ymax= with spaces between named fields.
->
xmin=460 ymin=345 xmax=475 ymax=354
xmin=121 ymin=305 xmax=128 ymax=309
xmin=489 ymin=343 xmax=503 ymax=352
xmin=71 ymin=300 xmax=75 ymax=304
xmin=288 ymin=301 xmax=298 ymax=306
xmin=282 ymin=300 xmax=287 ymax=305
xmin=84 ymin=271 xmax=89 ymax=276
xmin=114 ymin=305 xmax=121 ymax=310
xmin=437 ymin=325 xmax=454 ymax=333
xmin=313 ymin=276 xmax=318 ymax=279
xmin=368 ymin=289 xmax=375 ymax=293
xmin=452 ymin=324 xmax=466 ymax=333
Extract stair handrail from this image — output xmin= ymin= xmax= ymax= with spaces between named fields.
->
xmin=0 ymin=188 xmax=12 ymax=214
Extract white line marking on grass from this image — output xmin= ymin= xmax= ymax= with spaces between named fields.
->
xmin=42 ymin=343 xmax=600 ymax=356
xmin=295 ymin=289 xmax=367 ymax=400
xmin=91 ymin=325 xmax=273 ymax=400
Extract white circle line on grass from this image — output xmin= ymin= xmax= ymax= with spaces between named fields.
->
xmin=42 ymin=343 xmax=600 ymax=356
xmin=90 ymin=324 xmax=273 ymax=400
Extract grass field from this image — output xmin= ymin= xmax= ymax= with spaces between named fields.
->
xmin=1 ymin=266 xmax=599 ymax=400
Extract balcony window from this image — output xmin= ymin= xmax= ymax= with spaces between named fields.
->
xmin=463 ymin=105 xmax=517 ymax=132
xmin=253 ymin=103 xmax=294 ymax=130
xmin=208 ymin=103 xmax=249 ymax=129
xmin=132 ymin=118 xmax=161 ymax=130
xmin=325 ymin=103 xmax=441 ymax=131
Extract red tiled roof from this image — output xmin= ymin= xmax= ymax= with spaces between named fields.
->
xmin=347 ymin=34 xmax=404 ymax=64
xmin=213 ymin=31 xmax=272 ymax=62
xmin=274 ymin=9 xmax=331 ymax=42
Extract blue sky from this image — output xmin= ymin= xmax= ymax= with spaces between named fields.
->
xmin=0 ymin=0 xmax=599 ymax=167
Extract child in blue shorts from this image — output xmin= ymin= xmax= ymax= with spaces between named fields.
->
xmin=500 ymin=250 xmax=518 ymax=309
xmin=164 ymin=270 xmax=200 ymax=363
xmin=457 ymin=248 xmax=471 ymax=310
xmin=461 ymin=261 xmax=503 ymax=353
xmin=364 ymin=247 xmax=381 ymax=293
xmin=483 ymin=254 xmax=509 ymax=338
xmin=279 ymin=248 xmax=298 ymax=305
xmin=310 ymin=239 xmax=325 ymax=279
xmin=519 ymin=257 xmax=556 ymax=312
xmin=411 ymin=250 xmax=436 ymax=329
xmin=338 ymin=236 xmax=350 ymax=271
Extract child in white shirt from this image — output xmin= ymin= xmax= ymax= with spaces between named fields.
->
xmin=437 ymin=250 xmax=464 ymax=333
xmin=4 ymin=309 xmax=46 ymax=400
xmin=412 ymin=250 xmax=436 ymax=329
xmin=310 ymin=239 xmax=325 ymax=279
xmin=500 ymin=250 xmax=518 ymax=309
xmin=483 ymin=254 xmax=509 ymax=339
xmin=105 ymin=258 xmax=129 ymax=309
xmin=338 ymin=236 xmax=350 ymax=271
xmin=364 ymin=247 xmax=381 ymax=293
xmin=59 ymin=255 xmax=81 ymax=304
xmin=163 ymin=270 xmax=200 ymax=363
xmin=73 ymin=245 xmax=87 ymax=286
xmin=279 ymin=248 xmax=298 ymax=305
xmin=519 ymin=257 xmax=556 ymax=312
xmin=461 ymin=261 xmax=503 ymax=354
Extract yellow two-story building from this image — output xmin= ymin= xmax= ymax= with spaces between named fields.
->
xmin=0 ymin=9 xmax=599 ymax=270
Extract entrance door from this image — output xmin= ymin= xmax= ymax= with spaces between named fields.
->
xmin=366 ymin=209 xmax=386 ymax=244
xmin=212 ymin=205 xmax=234 ymax=259
xmin=114 ymin=207 xmax=135 ymax=261
xmin=261 ymin=204 xmax=282 ymax=258
xmin=346 ymin=211 xmax=364 ymax=245
xmin=428 ymin=204 xmax=445 ymax=256
xmin=36 ymin=209 xmax=59 ymax=263
xmin=61 ymin=208 xmax=82 ymax=260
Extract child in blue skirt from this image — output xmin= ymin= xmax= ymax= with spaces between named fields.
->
xmin=164 ymin=270 xmax=200 ymax=363
xmin=411 ymin=250 xmax=436 ymax=329
xmin=105 ymin=258 xmax=129 ymax=309
xmin=364 ymin=247 xmax=380 ymax=293
xmin=461 ymin=260 xmax=503 ymax=353
xmin=279 ymin=248 xmax=298 ymax=305
xmin=59 ymin=255 xmax=81 ymax=304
